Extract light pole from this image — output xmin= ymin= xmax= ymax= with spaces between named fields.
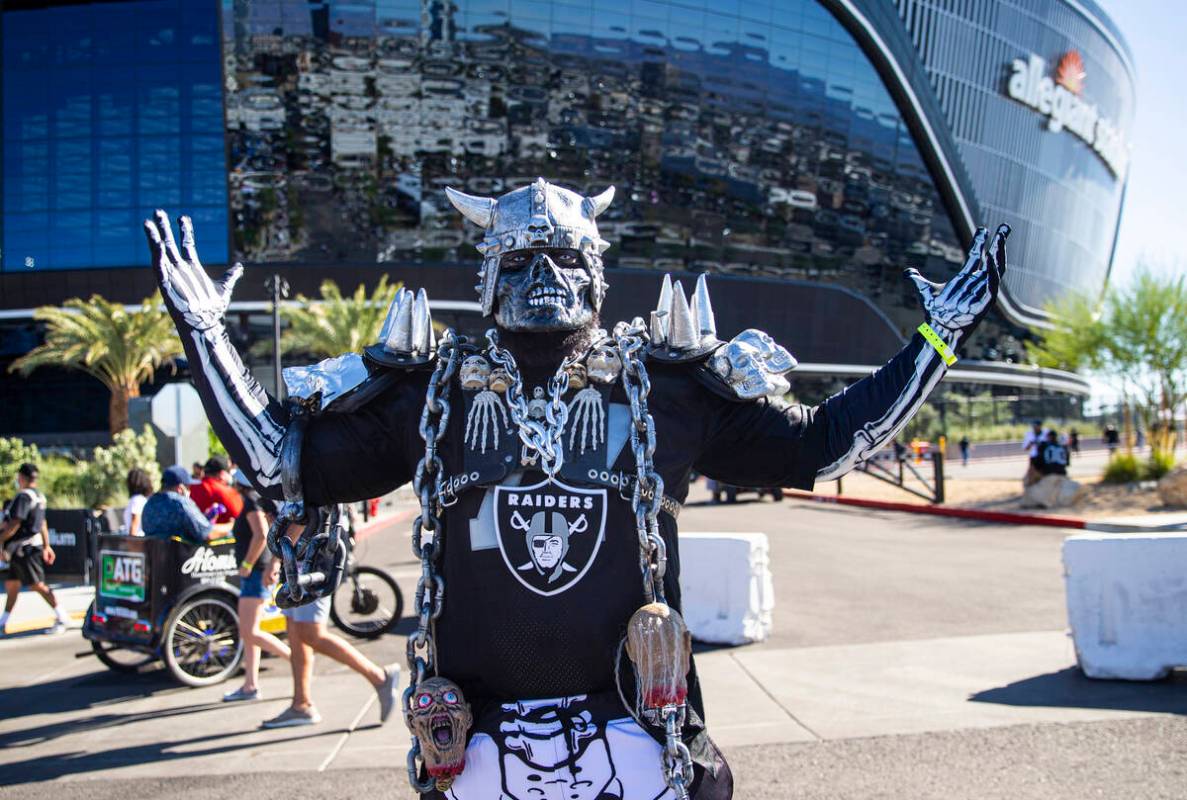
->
xmin=265 ymin=273 xmax=289 ymax=398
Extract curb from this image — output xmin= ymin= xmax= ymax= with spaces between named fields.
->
xmin=787 ymin=492 xmax=1087 ymax=529
xmin=786 ymin=492 xmax=1187 ymax=532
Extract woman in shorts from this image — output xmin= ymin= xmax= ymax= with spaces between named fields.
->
xmin=223 ymin=470 xmax=290 ymax=702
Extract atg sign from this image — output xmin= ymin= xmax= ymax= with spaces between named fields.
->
xmin=100 ymin=551 xmax=146 ymax=602
xmin=1005 ymin=51 xmax=1129 ymax=179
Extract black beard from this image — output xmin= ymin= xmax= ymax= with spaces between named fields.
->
xmin=495 ymin=319 xmax=599 ymax=387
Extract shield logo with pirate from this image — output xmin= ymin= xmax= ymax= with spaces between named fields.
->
xmin=494 ymin=478 xmax=607 ymax=596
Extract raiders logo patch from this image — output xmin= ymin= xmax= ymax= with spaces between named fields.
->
xmin=493 ymin=478 xmax=607 ymax=597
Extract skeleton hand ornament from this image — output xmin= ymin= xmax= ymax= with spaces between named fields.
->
xmin=567 ymin=386 xmax=605 ymax=455
xmin=405 ymin=677 xmax=473 ymax=790
xmin=625 ymin=602 xmax=692 ymax=711
xmin=904 ymin=224 xmax=1009 ymax=344
xmin=465 ymin=389 xmax=509 ymax=454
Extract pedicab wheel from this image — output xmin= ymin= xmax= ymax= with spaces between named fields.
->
xmin=162 ymin=594 xmax=243 ymax=687
xmin=330 ymin=566 xmax=404 ymax=639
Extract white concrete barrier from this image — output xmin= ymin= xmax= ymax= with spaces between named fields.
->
xmin=678 ymin=532 xmax=773 ymax=645
xmin=1063 ymin=532 xmax=1187 ymax=680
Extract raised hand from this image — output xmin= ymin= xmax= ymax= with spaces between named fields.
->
xmin=904 ymin=224 xmax=1009 ymax=338
xmin=144 ymin=211 xmax=243 ymax=332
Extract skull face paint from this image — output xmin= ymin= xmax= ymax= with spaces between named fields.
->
xmin=404 ymin=676 xmax=473 ymax=789
xmin=493 ymin=248 xmax=594 ymax=332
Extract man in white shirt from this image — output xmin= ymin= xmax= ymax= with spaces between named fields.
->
xmin=1021 ymin=420 xmax=1045 ymax=486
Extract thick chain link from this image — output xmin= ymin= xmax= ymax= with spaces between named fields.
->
xmin=614 ymin=320 xmax=693 ymax=799
xmin=485 ymin=328 xmax=575 ymax=476
xmin=405 ymin=331 xmax=462 ymax=794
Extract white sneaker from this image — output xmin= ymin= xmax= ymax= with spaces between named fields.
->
xmin=46 ymin=622 xmax=67 ymax=635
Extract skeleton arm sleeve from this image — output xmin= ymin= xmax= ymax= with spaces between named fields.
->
xmin=145 ymin=213 xmax=288 ymax=497
xmin=815 ymin=225 xmax=1009 ymax=481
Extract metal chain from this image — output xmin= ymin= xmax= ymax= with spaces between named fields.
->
xmin=404 ymin=331 xmax=462 ymax=794
xmin=614 ymin=319 xmax=693 ymax=800
xmin=485 ymin=328 xmax=576 ymax=476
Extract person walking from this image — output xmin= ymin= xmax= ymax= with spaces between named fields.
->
xmin=189 ymin=456 xmax=243 ymax=525
xmin=142 ymin=466 xmax=233 ymax=543
xmin=958 ymin=435 xmax=971 ymax=466
xmin=123 ymin=468 xmax=153 ymax=536
xmin=1068 ymin=428 xmax=1080 ymax=454
xmin=0 ymin=464 xmax=67 ymax=635
xmin=224 ymin=470 xmax=290 ymax=703
xmin=1022 ymin=419 xmax=1044 ymax=485
xmin=261 ymin=573 xmax=400 ymax=728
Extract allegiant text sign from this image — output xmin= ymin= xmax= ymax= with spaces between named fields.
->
xmin=1005 ymin=52 xmax=1129 ymax=179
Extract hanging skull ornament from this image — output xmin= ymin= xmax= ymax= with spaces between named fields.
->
xmin=709 ymin=329 xmax=798 ymax=400
xmin=445 ymin=179 xmax=615 ymax=327
xmin=527 ymin=386 xmax=548 ymax=420
xmin=405 ymin=676 xmax=474 ymax=790
xmin=566 ymin=362 xmax=588 ymax=389
xmin=459 ymin=355 xmax=491 ymax=390
xmin=625 ymin=602 xmax=693 ymax=712
xmin=586 ymin=344 xmax=622 ymax=384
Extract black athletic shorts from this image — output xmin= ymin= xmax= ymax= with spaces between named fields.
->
xmin=3 ymin=546 xmax=46 ymax=587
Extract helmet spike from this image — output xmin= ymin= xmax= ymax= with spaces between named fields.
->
xmin=445 ymin=187 xmax=496 ymax=228
xmin=585 ymin=186 xmax=615 ymax=218
xmin=383 ymin=287 xmax=414 ymax=353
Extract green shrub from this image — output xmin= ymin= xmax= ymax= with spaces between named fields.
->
xmin=0 ymin=437 xmax=42 ymax=483
xmin=1142 ymin=451 xmax=1176 ymax=481
xmin=1102 ymin=452 xmax=1141 ymax=484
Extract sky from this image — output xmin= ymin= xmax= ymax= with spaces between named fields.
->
xmin=1099 ymin=0 xmax=1187 ymax=285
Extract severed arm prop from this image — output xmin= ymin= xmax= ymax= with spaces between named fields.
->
xmin=144 ymin=212 xmax=288 ymax=496
xmin=815 ymin=225 xmax=1009 ymax=481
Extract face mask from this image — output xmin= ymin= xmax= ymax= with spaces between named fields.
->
xmin=13 ymin=479 xmax=20 ymax=491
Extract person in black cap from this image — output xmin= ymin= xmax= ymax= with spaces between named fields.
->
xmin=1 ymin=463 xmax=67 ymax=635
xmin=141 ymin=465 xmax=234 ymax=543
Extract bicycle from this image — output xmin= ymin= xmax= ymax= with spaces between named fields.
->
xmin=329 ymin=508 xmax=404 ymax=639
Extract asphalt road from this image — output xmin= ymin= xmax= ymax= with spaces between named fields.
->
xmin=2 ymin=486 xmax=1184 ymax=799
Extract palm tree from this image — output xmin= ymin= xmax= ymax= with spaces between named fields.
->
xmin=10 ymin=296 xmax=183 ymax=436
xmin=273 ymin=276 xmax=402 ymax=358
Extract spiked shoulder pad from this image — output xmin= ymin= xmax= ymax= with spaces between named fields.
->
xmin=362 ymin=285 xmax=439 ymax=369
xmin=645 ymin=273 xmax=722 ymax=362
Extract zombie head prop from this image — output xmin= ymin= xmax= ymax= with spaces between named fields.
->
xmin=625 ymin=602 xmax=692 ymax=711
xmin=709 ymin=328 xmax=798 ymax=400
xmin=445 ymin=178 xmax=615 ymax=324
xmin=405 ymin=676 xmax=473 ymax=789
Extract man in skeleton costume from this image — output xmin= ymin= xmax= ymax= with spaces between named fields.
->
xmin=144 ymin=178 xmax=1007 ymax=799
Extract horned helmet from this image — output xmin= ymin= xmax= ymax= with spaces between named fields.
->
xmin=445 ymin=178 xmax=615 ymax=317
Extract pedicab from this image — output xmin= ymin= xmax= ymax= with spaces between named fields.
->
xmin=81 ymin=532 xmax=285 ymax=686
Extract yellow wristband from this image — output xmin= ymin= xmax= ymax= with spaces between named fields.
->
xmin=918 ymin=322 xmax=957 ymax=366
xmin=241 ymin=560 xmax=254 ymax=571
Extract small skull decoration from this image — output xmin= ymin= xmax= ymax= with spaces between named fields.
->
xmin=527 ymin=386 xmax=548 ymax=419
xmin=489 ymin=367 xmax=511 ymax=394
xmin=709 ymin=329 xmax=797 ymax=400
xmin=459 ymin=355 xmax=491 ymax=391
xmin=586 ymin=344 xmax=622 ymax=384
xmin=405 ymin=676 xmax=474 ymax=790
xmin=625 ymin=602 xmax=692 ymax=713
xmin=566 ymin=362 xmax=588 ymax=389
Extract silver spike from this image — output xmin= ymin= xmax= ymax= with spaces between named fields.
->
xmin=376 ymin=287 xmax=402 ymax=343
xmin=650 ymin=274 xmax=673 ymax=346
xmin=383 ymin=288 xmax=414 ymax=353
xmin=411 ymin=289 xmax=432 ymax=355
xmin=692 ymin=273 xmax=717 ymax=343
xmin=669 ymin=280 xmax=698 ymax=351
xmin=445 ymin=187 xmax=495 ymax=228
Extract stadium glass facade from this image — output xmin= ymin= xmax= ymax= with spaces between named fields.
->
xmin=0 ymin=0 xmax=1133 ymax=435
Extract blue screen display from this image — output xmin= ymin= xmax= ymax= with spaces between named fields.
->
xmin=2 ymin=0 xmax=228 ymax=272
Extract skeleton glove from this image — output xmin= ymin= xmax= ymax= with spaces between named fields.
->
xmin=144 ymin=211 xmax=243 ymax=332
xmin=903 ymin=224 xmax=1009 ymax=347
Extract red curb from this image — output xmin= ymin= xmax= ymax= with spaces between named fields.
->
xmin=355 ymin=506 xmax=418 ymax=541
xmin=785 ymin=491 xmax=1087 ymax=529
